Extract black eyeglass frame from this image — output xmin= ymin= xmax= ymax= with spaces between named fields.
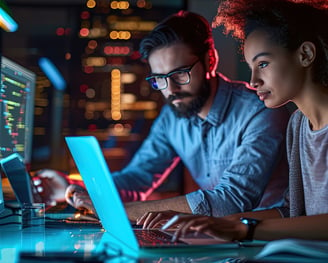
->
xmin=145 ymin=59 xmax=200 ymax=90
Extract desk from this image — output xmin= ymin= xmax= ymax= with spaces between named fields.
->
xmin=0 ymin=226 xmax=104 ymax=263
xmin=0 ymin=224 xmax=265 ymax=263
xmin=2 ymin=224 xmax=328 ymax=263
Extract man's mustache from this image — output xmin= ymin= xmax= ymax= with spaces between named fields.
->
xmin=167 ymin=92 xmax=192 ymax=103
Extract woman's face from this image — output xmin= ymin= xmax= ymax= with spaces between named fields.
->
xmin=244 ymin=30 xmax=306 ymax=108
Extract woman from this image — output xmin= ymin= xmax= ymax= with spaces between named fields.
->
xmin=139 ymin=0 xmax=328 ymax=241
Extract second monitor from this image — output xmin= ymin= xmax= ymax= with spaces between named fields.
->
xmin=0 ymin=56 xmax=36 ymax=166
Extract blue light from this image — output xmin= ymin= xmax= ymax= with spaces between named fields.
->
xmin=38 ymin=57 xmax=66 ymax=91
xmin=0 ymin=7 xmax=18 ymax=32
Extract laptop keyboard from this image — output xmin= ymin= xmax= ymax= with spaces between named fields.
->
xmin=134 ymin=229 xmax=186 ymax=245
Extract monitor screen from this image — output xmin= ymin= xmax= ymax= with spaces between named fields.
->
xmin=0 ymin=57 xmax=36 ymax=166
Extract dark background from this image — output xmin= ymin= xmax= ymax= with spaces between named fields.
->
xmin=1 ymin=0 xmax=247 ymax=195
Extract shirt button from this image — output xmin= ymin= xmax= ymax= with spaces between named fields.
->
xmin=206 ymin=173 xmax=210 ymax=177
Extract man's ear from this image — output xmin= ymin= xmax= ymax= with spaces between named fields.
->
xmin=205 ymin=48 xmax=219 ymax=79
xmin=299 ymin=41 xmax=316 ymax=67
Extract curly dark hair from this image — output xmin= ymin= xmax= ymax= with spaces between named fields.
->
xmin=214 ymin=0 xmax=328 ymax=86
xmin=139 ymin=11 xmax=215 ymax=61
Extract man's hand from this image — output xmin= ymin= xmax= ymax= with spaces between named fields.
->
xmin=137 ymin=210 xmax=186 ymax=229
xmin=124 ymin=195 xmax=192 ymax=222
xmin=65 ymin=184 xmax=96 ymax=215
xmin=33 ymin=169 xmax=69 ymax=206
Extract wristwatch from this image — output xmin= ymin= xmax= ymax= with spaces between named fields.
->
xmin=240 ymin=217 xmax=261 ymax=241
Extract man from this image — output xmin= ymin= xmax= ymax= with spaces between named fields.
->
xmin=65 ymin=11 xmax=290 ymax=222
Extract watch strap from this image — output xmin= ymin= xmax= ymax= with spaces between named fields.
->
xmin=240 ymin=217 xmax=260 ymax=241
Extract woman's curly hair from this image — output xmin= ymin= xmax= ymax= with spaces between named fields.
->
xmin=214 ymin=0 xmax=328 ymax=86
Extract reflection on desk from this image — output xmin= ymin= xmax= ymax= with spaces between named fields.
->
xmin=1 ymin=225 xmax=327 ymax=263
xmin=0 ymin=227 xmax=104 ymax=263
xmin=0 ymin=225 xmax=264 ymax=263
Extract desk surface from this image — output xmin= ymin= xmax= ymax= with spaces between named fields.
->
xmin=1 ymin=214 xmax=327 ymax=263
xmin=0 ymin=226 xmax=102 ymax=262
xmin=0 ymin=223 xmax=266 ymax=263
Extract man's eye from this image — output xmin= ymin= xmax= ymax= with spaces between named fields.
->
xmin=170 ymin=71 xmax=186 ymax=80
xmin=174 ymin=71 xmax=185 ymax=76
xmin=259 ymin=62 xmax=268 ymax=69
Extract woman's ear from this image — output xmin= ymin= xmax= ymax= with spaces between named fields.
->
xmin=205 ymin=48 xmax=219 ymax=79
xmin=299 ymin=41 xmax=316 ymax=67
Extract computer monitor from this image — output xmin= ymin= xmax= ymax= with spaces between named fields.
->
xmin=0 ymin=56 xmax=36 ymax=167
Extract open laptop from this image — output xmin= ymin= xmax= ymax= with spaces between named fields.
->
xmin=0 ymin=153 xmax=101 ymax=228
xmin=0 ymin=153 xmax=36 ymax=207
xmin=65 ymin=136 xmax=239 ymax=256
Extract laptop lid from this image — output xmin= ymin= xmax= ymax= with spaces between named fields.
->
xmin=65 ymin=136 xmax=140 ymax=253
xmin=0 ymin=153 xmax=34 ymax=206
xmin=0 ymin=152 xmax=102 ymax=228
xmin=65 ymin=136 xmax=238 ymax=256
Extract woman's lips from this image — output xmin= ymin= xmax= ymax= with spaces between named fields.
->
xmin=257 ymin=90 xmax=271 ymax=101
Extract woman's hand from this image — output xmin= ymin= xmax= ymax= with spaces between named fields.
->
xmin=161 ymin=214 xmax=247 ymax=242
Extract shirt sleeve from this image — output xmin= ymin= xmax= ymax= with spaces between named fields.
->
xmin=186 ymin=106 xmax=290 ymax=217
xmin=112 ymin=106 xmax=179 ymax=202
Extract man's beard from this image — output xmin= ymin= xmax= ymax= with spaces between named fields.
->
xmin=166 ymin=80 xmax=211 ymax=118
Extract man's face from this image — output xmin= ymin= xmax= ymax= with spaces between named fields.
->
xmin=148 ymin=43 xmax=210 ymax=118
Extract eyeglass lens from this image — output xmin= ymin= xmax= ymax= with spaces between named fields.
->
xmin=147 ymin=59 xmax=199 ymax=90
xmin=148 ymin=71 xmax=190 ymax=90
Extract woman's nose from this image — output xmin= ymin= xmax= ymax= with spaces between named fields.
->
xmin=250 ymin=81 xmax=258 ymax=89
xmin=249 ymin=74 xmax=263 ymax=89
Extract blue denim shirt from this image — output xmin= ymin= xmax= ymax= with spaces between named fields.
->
xmin=113 ymin=73 xmax=290 ymax=217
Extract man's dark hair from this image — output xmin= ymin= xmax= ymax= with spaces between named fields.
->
xmin=139 ymin=11 xmax=215 ymax=61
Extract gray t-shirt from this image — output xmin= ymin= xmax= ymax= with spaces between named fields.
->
xmin=300 ymin=117 xmax=328 ymax=215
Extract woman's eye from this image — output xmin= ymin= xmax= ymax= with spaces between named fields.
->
xmin=259 ymin=62 xmax=268 ymax=69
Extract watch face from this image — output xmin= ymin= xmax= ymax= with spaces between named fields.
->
xmin=241 ymin=217 xmax=260 ymax=226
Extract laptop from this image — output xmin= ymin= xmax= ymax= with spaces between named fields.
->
xmin=0 ymin=153 xmax=36 ymax=207
xmin=0 ymin=153 xmax=101 ymax=228
xmin=65 ymin=136 xmax=239 ymax=256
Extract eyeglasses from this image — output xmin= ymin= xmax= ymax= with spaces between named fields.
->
xmin=145 ymin=59 xmax=200 ymax=90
